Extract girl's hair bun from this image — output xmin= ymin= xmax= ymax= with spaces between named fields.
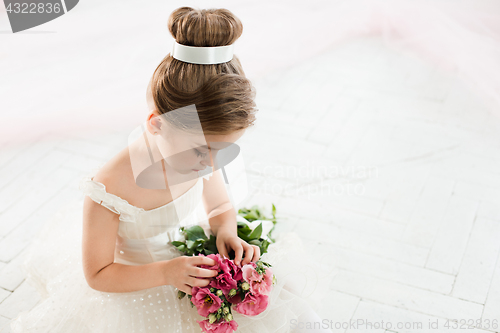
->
xmin=149 ymin=7 xmax=256 ymax=136
xmin=167 ymin=7 xmax=243 ymax=47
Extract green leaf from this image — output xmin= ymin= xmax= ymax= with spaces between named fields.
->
xmin=237 ymin=222 xmax=252 ymax=235
xmin=249 ymin=239 xmax=261 ymax=246
xmin=244 ymin=212 xmax=259 ymax=221
xmin=177 ymin=290 xmax=186 ymax=299
xmin=237 ymin=231 xmax=252 ymax=240
xmin=171 ymin=204 xmax=281 ymax=257
xmin=185 ymin=226 xmax=208 ymax=241
xmin=259 ymin=260 xmax=272 ymax=267
xmin=260 ymin=239 xmax=270 ymax=254
xmin=236 ymin=223 xmax=248 ymax=233
xmin=176 ymin=244 xmax=187 ymax=252
xmin=205 ymin=235 xmax=218 ymax=254
xmin=248 ymin=222 xmax=262 ymax=239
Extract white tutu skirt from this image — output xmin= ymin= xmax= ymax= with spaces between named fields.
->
xmin=9 ymin=199 xmax=338 ymax=333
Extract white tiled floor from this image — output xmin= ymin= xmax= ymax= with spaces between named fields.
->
xmin=1 ymin=36 xmax=500 ymax=332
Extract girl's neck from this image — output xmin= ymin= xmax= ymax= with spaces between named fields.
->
xmin=126 ymin=131 xmax=196 ymax=194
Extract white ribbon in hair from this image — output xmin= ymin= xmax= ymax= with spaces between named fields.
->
xmin=171 ymin=40 xmax=234 ymax=64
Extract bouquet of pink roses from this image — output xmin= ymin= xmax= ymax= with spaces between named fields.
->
xmin=177 ymin=253 xmax=277 ymax=333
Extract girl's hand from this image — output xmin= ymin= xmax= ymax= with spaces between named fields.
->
xmin=164 ymin=256 xmax=219 ymax=295
xmin=216 ymin=228 xmax=260 ymax=266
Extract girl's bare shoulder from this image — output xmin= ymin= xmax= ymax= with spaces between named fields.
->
xmin=91 ymin=147 xmax=136 ymax=199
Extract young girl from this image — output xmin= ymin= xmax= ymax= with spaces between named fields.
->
xmin=10 ymin=7 xmax=337 ymax=333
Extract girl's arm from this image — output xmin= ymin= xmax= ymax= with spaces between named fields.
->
xmin=81 ymin=196 xmax=169 ymax=293
xmin=201 ymin=168 xmax=260 ymax=266
xmin=201 ymin=168 xmax=237 ymax=237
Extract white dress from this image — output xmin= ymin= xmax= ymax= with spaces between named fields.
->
xmin=9 ymin=168 xmax=338 ymax=333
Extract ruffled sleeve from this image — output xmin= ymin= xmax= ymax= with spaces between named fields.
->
xmin=78 ymin=176 xmax=143 ymax=223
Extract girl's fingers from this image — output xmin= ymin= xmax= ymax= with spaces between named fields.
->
xmin=189 ymin=276 xmax=211 ymax=288
xmin=193 ymin=256 xmax=216 ymax=267
xmin=190 ymin=267 xmax=218 ymax=278
xmin=232 ymin=241 xmax=244 ymax=265
xmin=252 ymin=245 xmax=261 ymax=262
xmin=216 ymin=239 xmax=229 ymax=260
xmin=241 ymin=244 xmax=254 ymax=266
xmin=217 ymin=243 xmax=228 ymax=260
xmin=183 ymin=284 xmax=192 ymax=296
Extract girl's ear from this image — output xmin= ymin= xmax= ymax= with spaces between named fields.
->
xmin=146 ymin=112 xmax=162 ymax=135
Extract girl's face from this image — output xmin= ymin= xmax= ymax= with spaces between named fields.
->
xmin=148 ymin=112 xmax=245 ymax=175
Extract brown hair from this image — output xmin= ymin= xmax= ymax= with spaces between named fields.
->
xmin=147 ymin=7 xmax=258 ymax=136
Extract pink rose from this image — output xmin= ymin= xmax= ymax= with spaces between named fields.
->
xmin=198 ymin=253 xmax=227 ymax=273
xmin=234 ymin=293 xmax=269 ymax=316
xmin=241 ymin=265 xmax=274 ymax=295
xmin=221 ymin=257 xmax=243 ymax=281
xmin=241 ymin=264 xmax=258 ymax=283
xmin=197 ymin=319 xmax=238 ymax=333
xmin=191 ymin=287 xmax=222 ymax=317
xmin=209 ymin=271 xmax=237 ymax=293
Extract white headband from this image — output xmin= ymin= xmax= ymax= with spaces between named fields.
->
xmin=171 ymin=40 xmax=234 ymax=65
